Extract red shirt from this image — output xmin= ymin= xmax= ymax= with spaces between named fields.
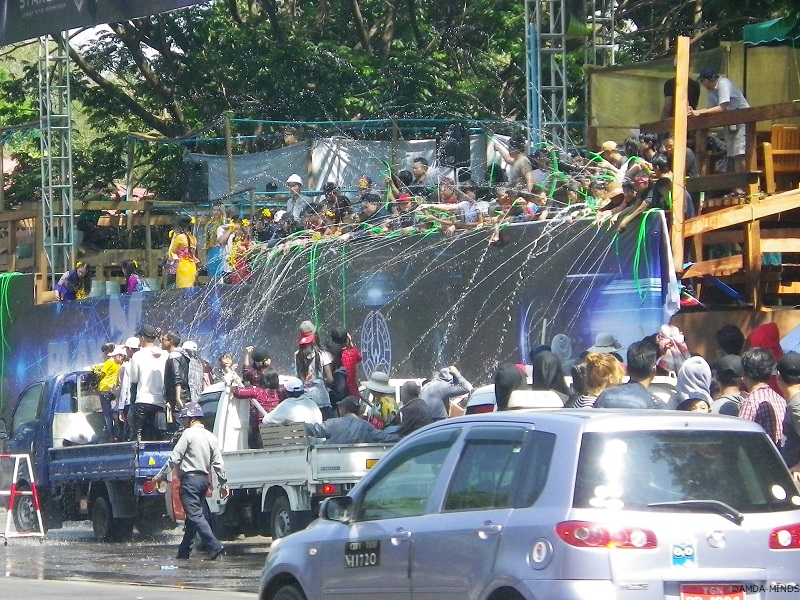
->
xmin=234 ymin=386 xmax=284 ymax=425
xmin=341 ymin=347 xmax=363 ymax=398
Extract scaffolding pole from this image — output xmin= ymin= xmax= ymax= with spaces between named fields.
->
xmin=39 ymin=33 xmax=75 ymax=286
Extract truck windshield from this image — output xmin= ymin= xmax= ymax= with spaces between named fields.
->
xmin=573 ymin=430 xmax=800 ymax=514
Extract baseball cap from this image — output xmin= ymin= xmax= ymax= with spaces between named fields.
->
xmin=357 ymin=176 xmax=373 ymax=188
xmin=137 ymin=324 xmax=157 ymax=339
xmin=299 ymin=320 xmax=316 ymax=334
xmin=715 ymin=354 xmax=743 ymax=380
xmin=251 ymin=347 xmax=270 ymax=363
xmin=108 ymin=345 xmax=127 ymax=357
xmin=600 ymin=141 xmax=617 ymax=154
xmin=777 ymin=352 xmax=800 ymax=380
xmin=283 ymin=376 xmax=304 ymax=393
xmin=323 ymin=181 xmax=338 ymax=193
xmin=698 ymin=66 xmax=718 ymax=82
xmin=124 ymin=336 xmax=140 ymax=349
xmin=398 ymin=193 xmax=413 ymax=203
xmin=298 ymin=331 xmax=315 ymax=345
xmin=182 ymin=340 xmax=198 ymax=352
xmin=439 ymin=177 xmax=455 ymax=187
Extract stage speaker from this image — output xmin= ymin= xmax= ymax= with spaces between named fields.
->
xmin=438 ymin=123 xmax=470 ymax=168
xmin=181 ymin=161 xmax=209 ymax=203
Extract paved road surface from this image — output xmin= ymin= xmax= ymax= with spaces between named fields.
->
xmin=0 ymin=577 xmax=256 ymax=598
xmin=0 ymin=519 xmax=269 ymax=594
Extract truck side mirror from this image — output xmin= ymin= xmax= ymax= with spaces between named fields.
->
xmin=0 ymin=418 xmax=7 ymax=440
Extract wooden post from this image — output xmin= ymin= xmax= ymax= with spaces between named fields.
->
xmin=671 ymin=36 xmax=691 ymax=273
xmin=144 ymin=201 xmax=153 ymax=278
xmin=744 ymin=220 xmax=762 ymax=309
xmin=223 ymin=112 xmax=235 ymax=193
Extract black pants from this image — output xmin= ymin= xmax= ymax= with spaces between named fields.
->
xmin=178 ymin=473 xmax=223 ymax=558
xmin=128 ymin=403 xmax=163 ymax=441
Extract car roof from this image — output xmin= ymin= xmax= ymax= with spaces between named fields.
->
xmin=434 ymin=409 xmax=765 ymax=435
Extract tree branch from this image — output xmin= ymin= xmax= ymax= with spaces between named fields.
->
xmin=350 ymin=0 xmax=372 ymax=53
xmin=256 ymin=0 xmax=288 ymax=43
xmin=67 ymin=45 xmax=181 ymax=137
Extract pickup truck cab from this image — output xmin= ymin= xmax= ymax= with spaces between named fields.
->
xmin=0 ymin=371 xmax=173 ymax=541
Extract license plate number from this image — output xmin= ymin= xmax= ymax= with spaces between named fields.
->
xmin=681 ymin=584 xmax=745 ymax=600
xmin=344 ymin=540 xmax=380 ymax=568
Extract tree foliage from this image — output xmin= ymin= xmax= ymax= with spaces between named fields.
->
xmin=0 ymin=0 xmax=795 ymax=198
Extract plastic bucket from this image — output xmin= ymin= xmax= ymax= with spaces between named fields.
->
xmin=106 ymin=281 xmax=123 ymax=295
xmin=88 ymin=280 xmax=106 ymax=297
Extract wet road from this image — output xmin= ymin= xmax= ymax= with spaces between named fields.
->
xmin=0 ymin=518 xmax=269 ymax=595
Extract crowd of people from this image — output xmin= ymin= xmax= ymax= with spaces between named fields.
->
xmin=87 ymin=319 xmax=442 ymax=448
xmin=488 ymin=321 xmax=800 ymax=473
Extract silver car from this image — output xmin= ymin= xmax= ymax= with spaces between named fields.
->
xmin=259 ymin=410 xmax=800 ymax=600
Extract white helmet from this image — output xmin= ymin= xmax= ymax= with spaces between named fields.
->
xmin=286 ymin=173 xmax=303 ymax=185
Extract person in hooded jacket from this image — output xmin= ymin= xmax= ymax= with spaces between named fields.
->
xmin=162 ymin=330 xmax=191 ymax=433
xmin=669 ymin=356 xmax=713 ymax=410
xmin=530 ymin=351 xmax=572 ymax=405
xmin=747 ymin=322 xmax=785 ymax=397
xmin=419 ymin=366 xmax=473 ymax=420
xmin=550 ymin=334 xmax=574 ymax=375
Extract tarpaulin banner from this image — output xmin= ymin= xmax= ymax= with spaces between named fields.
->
xmin=0 ymin=1 xmax=208 ymax=47
xmin=0 ymin=215 xmax=677 ymax=413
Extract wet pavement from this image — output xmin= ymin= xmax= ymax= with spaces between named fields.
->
xmin=0 ymin=517 xmax=270 ymax=594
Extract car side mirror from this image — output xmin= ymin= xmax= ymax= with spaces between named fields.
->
xmin=0 ymin=419 xmax=7 ymax=440
xmin=319 ymin=496 xmax=353 ymax=523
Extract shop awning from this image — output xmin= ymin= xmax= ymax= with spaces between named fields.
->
xmin=743 ymin=14 xmax=800 ymax=47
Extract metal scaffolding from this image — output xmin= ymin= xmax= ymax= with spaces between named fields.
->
xmin=38 ymin=33 xmax=75 ymax=286
xmin=526 ymin=0 xmax=617 ymax=148
xmin=584 ymin=0 xmax=617 ymax=141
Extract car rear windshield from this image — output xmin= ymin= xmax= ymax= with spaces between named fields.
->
xmin=574 ymin=430 xmax=800 ymax=513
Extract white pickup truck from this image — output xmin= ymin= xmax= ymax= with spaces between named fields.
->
xmin=169 ymin=381 xmax=395 ymax=539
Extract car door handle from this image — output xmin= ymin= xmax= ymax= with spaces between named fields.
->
xmin=390 ymin=529 xmax=412 ymax=544
xmin=475 ymin=523 xmax=503 ymax=538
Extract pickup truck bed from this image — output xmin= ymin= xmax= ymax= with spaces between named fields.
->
xmin=49 ymin=440 xmax=172 ymax=482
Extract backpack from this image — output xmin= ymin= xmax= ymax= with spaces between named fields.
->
xmin=187 ymin=354 xmax=205 ymax=402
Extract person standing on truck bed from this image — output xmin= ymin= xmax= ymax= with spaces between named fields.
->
xmin=94 ymin=342 xmax=124 ymax=441
xmin=162 ymin=330 xmax=191 ymax=434
xmin=128 ymin=324 xmax=168 ymax=442
xmin=152 ymin=402 xmax=229 ymax=561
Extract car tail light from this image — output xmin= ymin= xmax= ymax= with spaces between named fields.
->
xmin=556 ymin=521 xmax=657 ymax=549
xmin=142 ymin=480 xmax=155 ymax=494
xmin=466 ymin=404 xmax=495 ymax=415
xmin=316 ymin=484 xmax=338 ymax=495
xmin=769 ymin=523 xmax=800 ymax=549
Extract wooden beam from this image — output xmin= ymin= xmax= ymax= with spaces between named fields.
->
xmin=671 ymin=36 xmax=690 ymax=273
xmin=642 ymin=101 xmax=800 ymax=134
xmin=744 ymin=219 xmax=762 ymax=308
xmin=683 ymin=255 xmax=743 ymax=278
xmin=683 ymin=188 xmax=800 ymax=237
xmin=0 ymin=210 xmax=38 ymax=223
xmin=684 ymin=172 xmax=761 ymax=194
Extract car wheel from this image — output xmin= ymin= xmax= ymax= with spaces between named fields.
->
xmin=271 ymin=584 xmax=306 ymax=600
xmin=91 ymin=496 xmax=134 ymax=542
xmin=270 ymin=495 xmax=292 ymax=539
xmin=12 ymin=484 xmax=39 ymax=533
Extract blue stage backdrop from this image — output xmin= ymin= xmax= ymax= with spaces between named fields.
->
xmin=0 ymin=215 xmax=678 ymax=415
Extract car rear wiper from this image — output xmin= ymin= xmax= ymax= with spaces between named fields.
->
xmin=646 ymin=500 xmax=744 ymax=525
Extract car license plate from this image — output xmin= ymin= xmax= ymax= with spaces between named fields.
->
xmin=344 ymin=540 xmax=380 ymax=568
xmin=681 ymin=584 xmax=745 ymax=600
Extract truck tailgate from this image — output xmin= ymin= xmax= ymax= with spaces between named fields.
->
xmin=49 ymin=441 xmax=173 ymax=482
xmin=309 ymin=443 xmax=393 ymax=482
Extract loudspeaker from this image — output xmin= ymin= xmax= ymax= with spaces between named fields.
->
xmin=181 ymin=161 xmax=209 ymax=203
xmin=438 ymin=123 xmax=470 ymax=168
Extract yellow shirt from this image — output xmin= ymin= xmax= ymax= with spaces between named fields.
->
xmin=95 ymin=359 xmax=120 ymax=393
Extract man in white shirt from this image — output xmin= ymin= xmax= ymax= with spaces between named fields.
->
xmin=261 ymin=377 xmax=323 ymax=426
xmin=127 ymin=324 xmax=168 ymax=441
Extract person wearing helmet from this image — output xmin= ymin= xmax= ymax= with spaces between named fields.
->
xmin=285 ymin=173 xmax=311 ymax=223
xmin=152 ymin=402 xmax=229 ymax=560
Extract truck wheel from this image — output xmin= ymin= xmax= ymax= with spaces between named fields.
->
xmin=270 ymin=495 xmax=292 ymax=539
xmin=12 ymin=484 xmax=39 ymax=533
xmin=91 ymin=497 xmax=134 ymax=542
xmin=271 ymin=584 xmax=306 ymax=600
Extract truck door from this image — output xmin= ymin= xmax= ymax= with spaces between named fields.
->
xmin=6 ymin=381 xmax=49 ymax=484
